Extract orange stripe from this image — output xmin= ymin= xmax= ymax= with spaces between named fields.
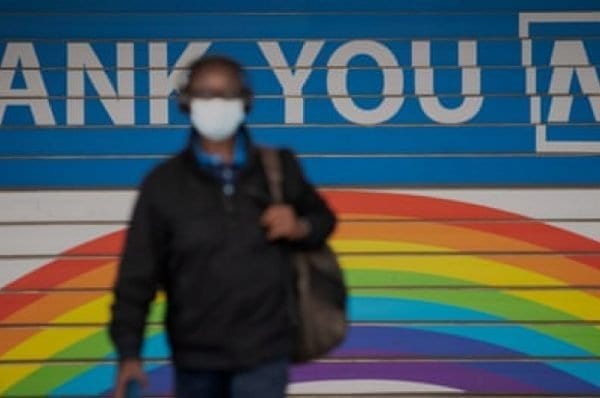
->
xmin=335 ymin=222 xmax=550 ymax=253
xmin=0 ymin=328 xmax=38 ymax=357
xmin=0 ymin=292 xmax=104 ymax=324
xmin=461 ymin=221 xmax=600 ymax=253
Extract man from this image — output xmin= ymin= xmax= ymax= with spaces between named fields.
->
xmin=109 ymin=55 xmax=336 ymax=398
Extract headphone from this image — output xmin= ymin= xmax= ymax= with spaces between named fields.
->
xmin=177 ymin=55 xmax=253 ymax=114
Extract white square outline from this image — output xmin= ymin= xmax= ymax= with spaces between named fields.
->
xmin=520 ymin=12 xmax=600 ymax=153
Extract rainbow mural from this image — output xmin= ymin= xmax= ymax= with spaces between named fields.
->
xmin=1 ymin=190 xmax=600 ymax=395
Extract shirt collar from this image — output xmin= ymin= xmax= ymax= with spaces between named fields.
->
xmin=192 ymin=129 xmax=248 ymax=168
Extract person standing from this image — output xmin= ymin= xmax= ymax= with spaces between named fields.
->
xmin=109 ymin=55 xmax=336 ymax=398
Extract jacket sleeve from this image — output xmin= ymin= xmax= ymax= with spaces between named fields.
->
xmin=280 ymin=148 xmax=337 ymax=248
xmin=109 ymin=177 xmax=167 ymax=361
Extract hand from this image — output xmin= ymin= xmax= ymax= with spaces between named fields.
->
xmin=113 ymin=358 xmax=147 ymax=398
xmin=261 ymin=205 xmax=310 ymax=241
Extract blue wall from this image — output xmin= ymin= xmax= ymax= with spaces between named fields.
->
xmin=2 ymin=0 xmax=600 ymax=187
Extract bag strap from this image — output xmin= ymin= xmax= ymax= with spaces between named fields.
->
xmin=259 ymin=147 xmax=300 ymax=328
xmin=259 ymin=147 xmax=284 ymax=204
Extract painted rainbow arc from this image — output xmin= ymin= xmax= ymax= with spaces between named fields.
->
xmin=1 ymin=190 xmax=600 ymax=395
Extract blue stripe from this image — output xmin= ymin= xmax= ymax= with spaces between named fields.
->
xmin=349 ymin=297 xmax=500 ymax=321
xmin=0 ymin=126 xmax=536 ymax=155
xmin=547 ymin=126 xmax=600 ymax=142
xmin=533 ymin=42 xmax=600 ymax=68
xmin=1 ymin=66 xmax=533 ymax=96
xmin=0 ymin=40 xmax=532 ymax=68
xmin=51 ymin=363 xmax=162 ymax=396
xmin=2 ymin=0 xmax=600 ymax=12
xmin=2 ymin=155 xmax=600 ymax=187
xmin=530 ymin=22 xmax=600 ymax=38
xmin=50 ymin=365 xmax=114 ymax=396
xmin=10 ymin=39 xmax=600 ymax=69
xmin=1 ymin=38 xmax=599 ymax=71
xmin=0 ymin=14 xmax=517 ymax=39
xmin=0 ymin=96 xmax=532 ymax=125
xmin=303 ymin=156 xmax=600 ymax=186
xmin=539 ymin=97 xmax=600 ymax=123
xmin=416 ymin=325 xmax=596 ymax=357
xmin=554 ymin=362 xmax=600 ymax=388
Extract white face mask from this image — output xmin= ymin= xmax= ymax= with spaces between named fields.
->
xmin=190 ymin=98 xmax=245 ymax=142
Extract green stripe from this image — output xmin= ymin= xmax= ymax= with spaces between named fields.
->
xmin=345 ymin=268 xmax=470 ymax=286
xmin=5 ymin=363 xmax=95 ymax=395
xmin=354 ymin=288 xmax=580 ymax=321
xmin=347 ymin=269 xmax=600 ymax=353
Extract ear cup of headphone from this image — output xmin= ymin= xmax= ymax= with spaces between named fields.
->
xmin=177 ymin=88 xmax=191 ymax=114
xmin=241 ymin=86 xmax=253 ymax=113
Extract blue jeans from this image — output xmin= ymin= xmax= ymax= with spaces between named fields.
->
xmin=175 ymin=357 xmax=289 ymax=398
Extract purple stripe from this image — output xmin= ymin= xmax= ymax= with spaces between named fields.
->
xmin=291 ymin=362 xmax=540 ymax=394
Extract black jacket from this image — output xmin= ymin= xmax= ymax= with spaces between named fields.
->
xmin=109 ymin=128 xmax=336 ymax=370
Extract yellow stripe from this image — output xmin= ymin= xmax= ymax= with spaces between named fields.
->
xmin=1 ymin=328 xmax=96 ymax=361
xmin=339 ymin=248 xmax=562 ymax=286
xmin=337 ymin=239 xmax=600 ymax=320
xmin=0 ymin=292 xmax=168 ymax=391
xmin=54 ymin=291 xmax=167 ymax=324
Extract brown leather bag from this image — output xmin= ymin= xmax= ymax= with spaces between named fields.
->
xmin=259 ymin=147 xmax=348 ymax=363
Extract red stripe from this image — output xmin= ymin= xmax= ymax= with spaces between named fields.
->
xmin=323 ymin=190 xmax=525 ymax=221
xmin=6 ymin=258 xmax=110 ymax=290
xmin=0 ymin=293 xmax=43 ymax=321
xmin=323 ymin=190 xmax=600 ymax=269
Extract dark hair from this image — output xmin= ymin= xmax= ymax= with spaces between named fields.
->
xmin=177 ymin=55 xmax=253 ymax=113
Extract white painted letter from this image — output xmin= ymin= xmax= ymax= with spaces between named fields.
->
xmin=67 ymin=42 xmax=134 ymax=125
xmin=148 ymin=42 xmax=211 ymax=124
xmin=413 ymin=40 xmax=483 ymax=124
xmin=548 ymin=40 xmax=600 ymax=122
xmin=258 ymin=41 xmax=324 ymax=124
xmin=327 ymin=40 xmax=403 ymax=125
xmin=0 ymin=42 xmax=55 ymax=125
